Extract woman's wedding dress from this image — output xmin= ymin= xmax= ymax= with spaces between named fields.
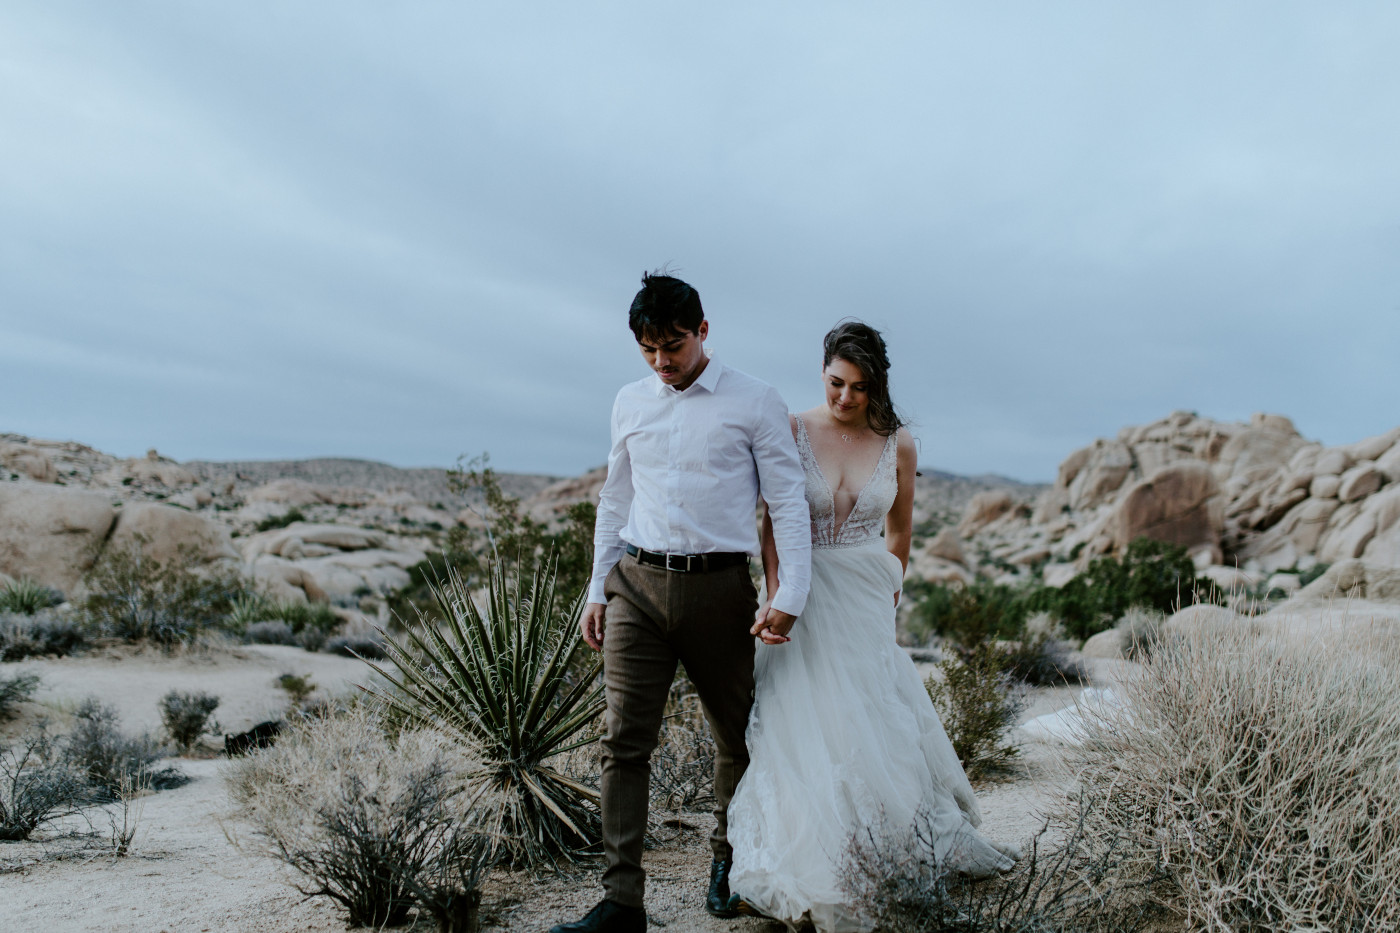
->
xmin=727 ymin=416 xmax=1014 ymax=932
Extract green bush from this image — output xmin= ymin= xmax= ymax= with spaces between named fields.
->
xmin=0 ymin=577 xmax=63 ymax=614
xmin=0 ymin=670 xmax=40 ymax=720
xmin=82 ymin=537 xmax=249 ymax=645
xmin=909 ymin=537 xmax=1197 ymax=647
xmin=159 ymin=690 xmax=221 ymax=752
xmin=364 ymin=553 xmax=605 ymax=868
xmin=925 ymin=644 xmax=1025 ymax=782
xmin=63 ymin=698 xmax=185 ymax=800
xmin=255 ymin=507 xmax=307 ymax=533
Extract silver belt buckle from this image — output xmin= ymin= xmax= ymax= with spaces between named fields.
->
xmin=665 ymin=552 xmax=691 ymax=572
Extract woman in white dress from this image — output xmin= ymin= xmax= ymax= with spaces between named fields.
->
xmin=727 ymin=321 xmax=1016 ymax=932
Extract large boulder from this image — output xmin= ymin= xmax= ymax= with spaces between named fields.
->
xmin=1214 ymin=414 xmax=1306 ymax=486
xmin=0 ymin=442 xmax=58 ymax=483
xmin=1346 ymin=428 xmax=1400 ymax=464
xmin=109 ymin=449 xmax=197 ymax=488
xmin=239 ymin=523 xmax=387 ymax=561
xmin=1112 ymin=461 xmax=1223 ymax=554
xmin=1238 ymin=497 xmax=1340 ymax=574
xmin=1163 ymin=604 xmax=1246 ymax=639
xmin=1338 ymin=463 xmax=1385 ymax=503
xmin=0 ymin=483 xmax=117 ymax=592
xmin=107 ymin=502 xmax=238 ymax=566
xmin=1359 ymin=487 xmax=1400 ymax=569
xmin=958 ymin=491 xmax=1016 ymax=535
xmin=926 ymin=528 xmax=966 ymax=565
xmin=1376 ymin=442 xmax=1400 ymax=485
xmin=1063 ymin=440 xmax=1134 ymax=510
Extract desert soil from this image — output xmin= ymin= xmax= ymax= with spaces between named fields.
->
xmin=0 ymin=648 xmax=1113 ymax=933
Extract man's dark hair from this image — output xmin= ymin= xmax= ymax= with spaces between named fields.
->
xmin=628 ymin=271 xmax=704 ymax=341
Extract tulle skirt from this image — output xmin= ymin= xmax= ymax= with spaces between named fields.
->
xmin=728 ymin=541 xmax=1014 ymax=932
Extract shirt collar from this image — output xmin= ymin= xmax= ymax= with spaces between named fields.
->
xmin=653 ymin=349 xmax=722 ymax=397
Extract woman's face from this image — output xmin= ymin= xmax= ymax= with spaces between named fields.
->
xmin=823 ymin=357 xmax=870 ymax=425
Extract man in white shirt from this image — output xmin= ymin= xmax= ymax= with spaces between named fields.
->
xmin=552 ymin=273 xmax=812 ymax=933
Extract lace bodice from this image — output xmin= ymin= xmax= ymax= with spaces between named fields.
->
xmin=794 ymin=414 xmax=899 ymax=549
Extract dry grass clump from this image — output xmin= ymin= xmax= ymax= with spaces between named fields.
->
xmin=1112 ymin=607 xmax=1164 ymax=661
xmin=1075 ymin=628 xmax=1400 ymax=931
xmin=227 ymin=708 xmax=492 ymax=931
xmin=841 ymin=802 xmax=1167 ymax=933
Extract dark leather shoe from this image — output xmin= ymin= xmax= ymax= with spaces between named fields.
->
xmin=550 ymin=899 xmax=646 ymax=933
xmin=706 ymin=858 xmax=740 ymax=918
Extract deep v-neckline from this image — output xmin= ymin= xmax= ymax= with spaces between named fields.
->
xmin=796 ymin=414 xmax=893 ymax=540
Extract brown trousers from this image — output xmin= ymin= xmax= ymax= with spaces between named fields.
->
xmin=599 ymin=552 xmax=759 ymax=908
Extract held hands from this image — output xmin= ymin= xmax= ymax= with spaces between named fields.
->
xmin=580 ymin=602 xmax=607 ymax=651
xmin=751 ymin=602 xmax=796 ymax=645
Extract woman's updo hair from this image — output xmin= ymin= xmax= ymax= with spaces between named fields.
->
xmin=823 ymin=319 xmax=903 ymax=437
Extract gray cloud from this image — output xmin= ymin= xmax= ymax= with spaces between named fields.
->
xmin=3 ymin=1 xmax=1397 ymax=480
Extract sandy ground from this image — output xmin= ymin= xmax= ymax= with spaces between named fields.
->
xmin=0 ymin=650 xmax=1126 ymax=933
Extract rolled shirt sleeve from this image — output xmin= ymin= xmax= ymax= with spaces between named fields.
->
xmin=752 ymin=387 xmax=812 ymax=617
xmin=587 ymin=394 xmax=633 ymax=605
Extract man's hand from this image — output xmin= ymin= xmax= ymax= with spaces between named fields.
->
xmin=751 ymin=605 xmax=796 ymax=645
xmin=580 ymin=602 xmax=607 ymax=651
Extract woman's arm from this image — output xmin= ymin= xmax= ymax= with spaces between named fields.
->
xmin=886 ymin=428 xmax=917 ymax=573
xmin=759 ymin=500 xmax=780 ymax=598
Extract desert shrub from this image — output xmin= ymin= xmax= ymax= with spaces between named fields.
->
xmin=227 ymin=709 xmax=491 ymax=930
xmin=233 ymin=596 xmax=340 ymax=650
xmin=159 ymin=690 xmax=221 ymax=752
xmin=0 ymin=725 xmax=88 ymax=842
xmin=1113 ymin=606 xmax=1164 ymax=661
xmin=649 ymin=678 xmax=715 ymax=813
xmin=272 ymin=601 xmax=341 ymax=638
xmin=925 ymin=644 xmax=1025 ymax=782
xmin=0 ymin=670 xmax=40 ymax=719
xmin=276 ymin=673 xmax=318 ymax=709
xmin=1297 ymin=562 xmax=1329 ymax=588
xmin=1075 ymin=629 xmax=1400 ymax=931
xmin=255 ymin=507 xmax=307 ymax=533
xmin=445 ymin=454 xmax=596 ymax=596
xmin=999 ymin=632 xmax=1089 ymax=687
xmin=324 ymin=632 xmax=387 ymax=660
xmin=909 ymin=537 xmax=1197 ymax=647
xmin=82 ymin=536 xmax=249 ymax=645
xmin=0 ymin=609 xmax=88 ymax=661
xmin=244 ymin=619 xmax=297 ymax=646
xmin=841 ymin=801 xmax=1167 ymax=933
xmin=0 ymin=577 xmax=63 ymax=614
xmin=63 ymin=698 xmax=185 ymax=800
xmin=364 ymin=554 xmax=605 ymax=868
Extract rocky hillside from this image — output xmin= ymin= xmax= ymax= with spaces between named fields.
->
xmin=911 ymin=411 xmax=1400 ymax=600
xmin=0 ymin=432 xmax=1033 ymax=612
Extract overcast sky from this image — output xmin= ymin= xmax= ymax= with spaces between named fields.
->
xmin=3 ymin=2 xmax=1397 ymax=482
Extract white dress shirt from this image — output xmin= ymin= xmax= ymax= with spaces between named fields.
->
xmin=588 ymin=354 xmax=813 ymax=617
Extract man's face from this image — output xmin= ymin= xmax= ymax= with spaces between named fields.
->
xmin=638 ymin=320 xmax=709 ymax=391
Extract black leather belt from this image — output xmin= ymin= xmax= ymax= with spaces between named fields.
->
xmin=625 ymin=543 xmax=748 ymax=573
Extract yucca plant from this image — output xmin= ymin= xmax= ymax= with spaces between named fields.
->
xmin=0 ymin=577 xmax=63 ymax=614
xmin=362 ymin=553 xmax=605 ymax=869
